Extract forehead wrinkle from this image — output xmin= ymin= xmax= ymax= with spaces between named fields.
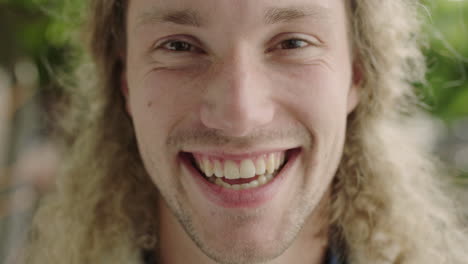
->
xmin=134 ymin=3 xmax=334 ymax=31
xmin=264 ymin=5 xmax=332 ymax=25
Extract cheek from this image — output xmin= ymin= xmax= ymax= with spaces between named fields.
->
xmin=275 ymin=64 xmax=351 ymax=126
xmin=273 ymin=64 xmax=351 ymax=175
xmin=129 ymin=70 xmax=204 ymax=125
xmin=279 ymin=66 xmax=350 ymax=185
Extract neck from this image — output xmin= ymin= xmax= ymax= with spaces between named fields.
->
xmin=156 ymin=194 xmax=330 ymax=264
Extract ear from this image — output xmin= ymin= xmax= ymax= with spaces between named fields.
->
xmin=347 ymin=61 xmax=362 ymax=114
xmin=121 ymin=70 xmax=132 ymax=117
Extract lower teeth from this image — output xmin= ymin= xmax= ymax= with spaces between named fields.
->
xmin=207 ymin=174 xmax=275 ymax=190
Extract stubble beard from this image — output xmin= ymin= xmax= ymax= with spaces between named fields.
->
xmin=159 ymin=187 xmax=324 ymax=264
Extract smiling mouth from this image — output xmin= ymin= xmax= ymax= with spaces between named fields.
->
xmin=181 ymin=148 xmax=299 ymax=190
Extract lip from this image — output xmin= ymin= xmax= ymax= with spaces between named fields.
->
xmin=179 ymin=148 xmax=301 ymax=209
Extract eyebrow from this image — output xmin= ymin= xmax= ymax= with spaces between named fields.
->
xmin=136 ymin=5 xmax=331 ymax=29
xmin=138 ymin=8 xmax=204 ymax=28
xmin=264 ymin=6 xmax=331 ymax=25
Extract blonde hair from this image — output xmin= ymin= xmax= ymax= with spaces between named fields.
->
xmin=25 ymin=0 xmax=468 ymax=263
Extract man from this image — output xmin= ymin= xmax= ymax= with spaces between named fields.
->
xmin=24 ymin=0 xmax=468 ymax=263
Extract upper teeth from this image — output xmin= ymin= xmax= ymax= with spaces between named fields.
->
xmin=194 ymin=152 xmax=286 ymax=179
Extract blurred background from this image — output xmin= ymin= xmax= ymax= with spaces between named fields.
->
xmin=0 ymin=0 xmax=467 ymax=262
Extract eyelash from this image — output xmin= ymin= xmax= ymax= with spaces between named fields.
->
xmin=156 ymin=38 xmax=315 ymax=54
xmin=159 ymin=39 xmax=204 ymax=53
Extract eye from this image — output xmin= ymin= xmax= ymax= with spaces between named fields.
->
xmin=163 ymin=40 xmax=193 ymax=52
xmin=159 ymin=40 xmax=202 ymax=53
xmin=278 ymin=39 xmax=309 ymax=50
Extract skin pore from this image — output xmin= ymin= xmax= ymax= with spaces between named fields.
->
xmin=124 ymin=0 xmax=358 ymax=263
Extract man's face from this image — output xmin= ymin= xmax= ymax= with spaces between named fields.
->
xmin=125 ymin=0 xmax=358 ymax=262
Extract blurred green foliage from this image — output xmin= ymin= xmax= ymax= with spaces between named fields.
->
xmin=0 ymin=0 xmax=70 ymax=90
xmin=424 ymin=0 xmax=468 ymax=120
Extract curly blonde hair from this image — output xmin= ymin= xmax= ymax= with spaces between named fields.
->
xmin=24 ymin=0 xmax=468 ymax=263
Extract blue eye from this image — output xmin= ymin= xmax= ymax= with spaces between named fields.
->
xmin=279 ymin=39 xmax=309 ymax=50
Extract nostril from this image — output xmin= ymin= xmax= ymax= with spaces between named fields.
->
xmin=199 ymin=103 xmax=241 ymax=132
xmin=199 ymin=91 xmax=274 ymax=137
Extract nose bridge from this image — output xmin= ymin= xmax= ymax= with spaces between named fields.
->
xmin=221 ymin=51 xmax=255 ymax=98
xmin=200 ymin=49 xmax=274 ymax=137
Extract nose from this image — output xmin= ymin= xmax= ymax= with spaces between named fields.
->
xmin=200 ymin=52 xmax=275 ymax=137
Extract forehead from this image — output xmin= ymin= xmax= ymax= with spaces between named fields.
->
xmin=127 ymin=0 xmax=347 ymax=30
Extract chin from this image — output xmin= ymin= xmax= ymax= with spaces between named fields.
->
xmin=198 ymin=238 xmax=288 ymax=264
xmin=178 ymin=204 xmax=302 ymax=264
